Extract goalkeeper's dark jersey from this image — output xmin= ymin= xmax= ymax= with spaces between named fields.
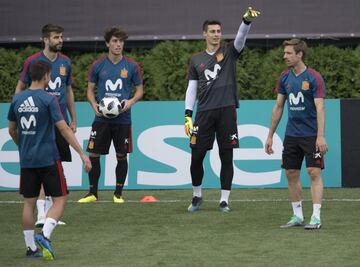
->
xmin=187 ymin=41 xmax=241 ymax=112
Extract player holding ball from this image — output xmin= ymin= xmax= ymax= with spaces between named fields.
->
xmin=78 ymin=26 xmax=143 ymax=204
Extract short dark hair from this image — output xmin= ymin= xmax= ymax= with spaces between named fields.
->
xmin=104 ymin=26 xmax=128 ymax=43
xmin=29 ymin=61 xmax=52 ymax=82
xmin=202 ymin=20 xmax=222 ymax=32
xmin=282 ymin=38 xmax=308 ymax=60
xmin=42 ymin=24 xmax=64 ymax=39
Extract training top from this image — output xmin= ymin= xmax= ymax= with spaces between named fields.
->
xmin=88 ymin=56 xmax=142 ymax=124
xmin=8 ymin=89 xmax=64 ymax=168
xmin=20 ymin=52 xmax=73 ymax=123
xmin=276 ymin=67 xmax=326 ymax=137
xmin=187 ymin=41 xmax=241 ymax=112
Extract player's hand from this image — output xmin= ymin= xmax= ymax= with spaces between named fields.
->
xmin=81 ymin=154 xmax=92 ymax=173
xmin=184 ymin=116 xmax=193 ymax=138
xmin=243 ymin=7 xmax=261 ymax=23
xmin=95 ymin=104 xmax=103 ymax=117
xmin=120 ymin=99 xmax=133 ymax=113
xmin=265 ymin=137 xmax=274 ymax=155
xmin=316 ymin=136 xmax=328 ymax=155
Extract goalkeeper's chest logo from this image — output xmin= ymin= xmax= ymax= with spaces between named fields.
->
xmin=204 ymin=64 xmax=221 ymax=81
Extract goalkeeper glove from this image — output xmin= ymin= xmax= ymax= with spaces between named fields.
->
xmin=243 ymin=7 xmax=261 ymax=24
xmin=184 ymin=110 xmax=193 ymax=138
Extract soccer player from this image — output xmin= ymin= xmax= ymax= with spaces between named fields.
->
xmin=265 ymin=39 xmax=328 ymax=230
xmin=78 ymin=26 xmax=143 ymax=203
xmin=184 ymin=7 xmax=260 ymax=212
xmin=8 ymin=60 xmax=91 ymax=260
xmin=15 ymin=24 xmax=76 ymax=227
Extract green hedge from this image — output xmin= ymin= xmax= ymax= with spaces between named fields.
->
xmin=1 ymin=42 xmax=360 ymax=103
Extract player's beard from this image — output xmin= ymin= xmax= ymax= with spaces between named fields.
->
xmin=49 ymin=43 xmax=62 ymax=53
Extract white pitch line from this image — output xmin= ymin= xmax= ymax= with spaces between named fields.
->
xmin=0 ymin=198 xmax=360 ymax=204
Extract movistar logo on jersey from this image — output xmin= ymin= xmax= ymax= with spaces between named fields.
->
xmin=47 ymin=77 xmax=62 ymax=90
xmin=20 ymin=115 xmax=36 ymax=135
xmin=289 ymin=92 xmax=305 ymax=111
xmin=106 ymin=79 xmax=123 ymax=91
xmin=204 ymin=64 xmax=221 ymax=82
xmin=18 ymin=97 xmax=39 ymax=113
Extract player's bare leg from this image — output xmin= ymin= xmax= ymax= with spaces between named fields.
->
xmin=304 ymin=167 xmax=323 ymax=230
xmin=280 ymin=169 xmax=305 ymax=228
xmin=23 ymin=197 xmax=43 ymax=258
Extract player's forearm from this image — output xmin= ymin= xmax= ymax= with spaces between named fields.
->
xmin=87 ymin=88 xmax=98 ymax=111
xmin=316 ymin=106 xmax=325 ymax=137
xmin=129 ymin=85 xmax=144 ymax=105
xmin=58 ymin=122 xmax=85 ymax=156
xmin=234 ymin=22 xmax=251 ymax=52
xmin=8 ymin=127 xmax=19 ymax=145
xmin=66 ymin=88 xmax=77 ymax=122
xmin=268 ymin=105 xmax=284 ymax=138
xmin=185 ymin=80 xmax=198 ymax=112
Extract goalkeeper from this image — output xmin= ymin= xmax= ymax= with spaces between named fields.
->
xmin=184 ymin=7 xmax=260 ymax=212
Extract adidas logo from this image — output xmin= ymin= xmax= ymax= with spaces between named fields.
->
xmin=18 ymin=96 xmax=39 ymax=113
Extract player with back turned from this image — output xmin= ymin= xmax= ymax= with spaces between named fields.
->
xmin=8 ymin=60 xmax=91 ymax=260
xmin=184 ymin=7 xmax=260 ymax=212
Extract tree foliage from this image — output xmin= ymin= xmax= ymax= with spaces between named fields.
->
xmin=1 ymin=42 xmax=359 ymax=103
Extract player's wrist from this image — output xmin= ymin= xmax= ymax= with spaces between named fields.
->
xmin=185 ymin=109 xmax=193 ymax=117
xmin=242 ymin=18 xmax=252 ymax=25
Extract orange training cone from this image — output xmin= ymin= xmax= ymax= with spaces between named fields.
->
xmin=140 ymin=195 xmax=159 ymax=203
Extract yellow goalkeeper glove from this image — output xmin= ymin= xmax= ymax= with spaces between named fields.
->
xmin=243 ymin=7 xmax=261 ymax=23
xmin=184 ymin=110 xmax=193 ymax=138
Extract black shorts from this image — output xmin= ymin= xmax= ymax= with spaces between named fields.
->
xmin=55 ymin=127 xmax=72 ymax=162
xmin=20 ymin=160 xmax=69 ymax=198
xmin=282 ymin=136 xmax=325 ymax=170
xmin=190 ymin=106 xmax=239 ymax=150
xmin=87 ymin=121 xmax=132 ymax=155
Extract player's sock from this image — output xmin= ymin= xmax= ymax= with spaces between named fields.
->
xmin=220 ymin=189 xmax=230 ymax=204
xmin=36 ymin=199 xmax=46 ymax=220
xmin=44 ymin=196 xmax=53 ymax=215
xmin=291 ymin=201 xmax=304 ymax=220
xmin=42 ymin=218 xmax=57 ymax=239
xmin=312 ymin=203 xmax=321 ymax=219
xmin=114 ymin=156 xmax=128 ymax=196
xmin=24 ymin=230 xmax=37 ymax=251
xmin=89 ymin=157 xmax=100 ymax=197
xmin=193 ymin=185 xmax=202 ymax=198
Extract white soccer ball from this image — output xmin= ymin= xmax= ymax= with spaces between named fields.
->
xmin=98 ymin=97 xmax=123 ymax=118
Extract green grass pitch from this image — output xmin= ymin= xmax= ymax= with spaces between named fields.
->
xmin=1 ymin=188 xmax=360 ymax=266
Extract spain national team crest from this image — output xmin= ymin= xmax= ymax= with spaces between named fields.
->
xmin=301 ymin=80 xmax=310 ymax=90
xmin=120 ymin=68 xmax=128 ymax=78
xmin=88 ymin=140 xmax=94 ymax=150
xmin=216 ymin=52 xmax=224 ymax=62
xmin=60 ymin=64 xmax=66 ymax=76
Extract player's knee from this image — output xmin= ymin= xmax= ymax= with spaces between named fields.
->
xmin=191 ymin=149 xmax=206 ymax=164
xmin=286 ymin=169 xmax=300 ymax=181
xmin=89 ymin=155 xmax=100 ymax=163
xmin=219 ymin=149 xmax=233 ymax=165
xmin=116 ymin=154 xmax=127 ymax=161
xmin=307 ymin=167 xmax=321 ymax=180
